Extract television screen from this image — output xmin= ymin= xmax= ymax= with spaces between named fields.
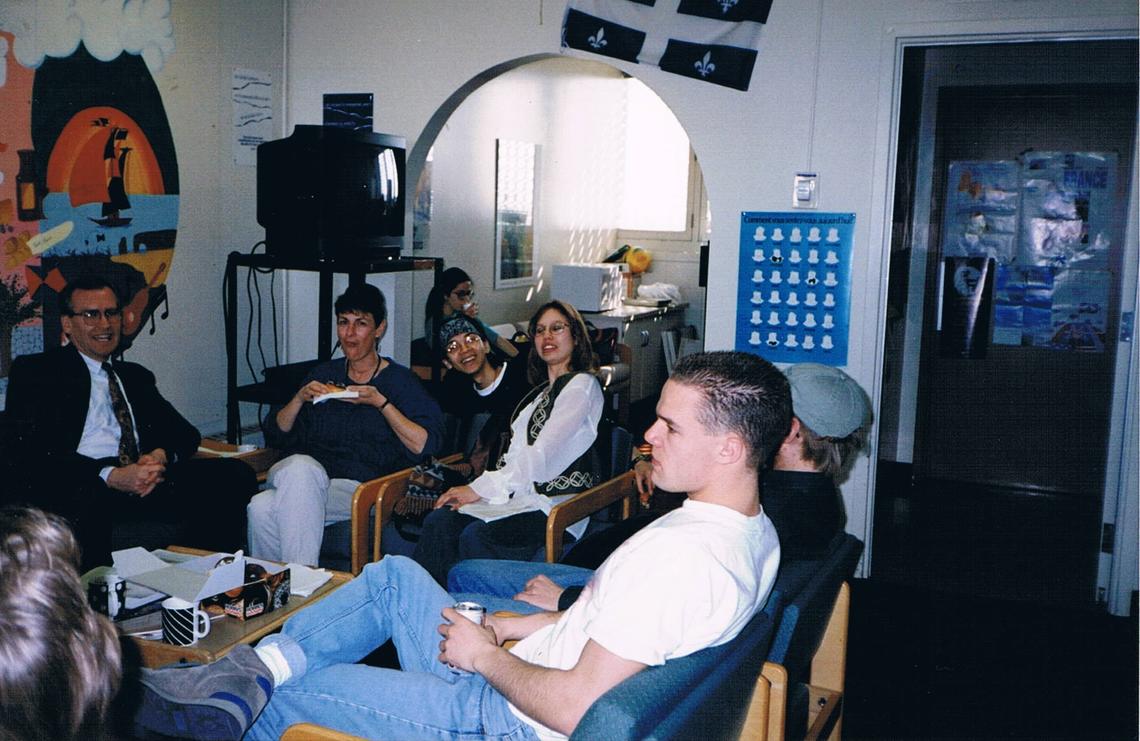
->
xmin=257 ymin=125 xmax=406 ymax=260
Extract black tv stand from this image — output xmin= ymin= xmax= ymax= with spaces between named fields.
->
xmin=224 ymin=251 xmax=441 ymax=442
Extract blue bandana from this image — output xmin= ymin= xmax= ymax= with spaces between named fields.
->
xmin=439 ymin=315 xmax=485 ymax=349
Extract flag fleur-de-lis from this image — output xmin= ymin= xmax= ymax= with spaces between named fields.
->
xmin=694 ymin=51 xmax=716 ymax=77
xmin=589 ymin=27 xmax=607 ymax=48
xmin=718 ymin=0 xmax=739 ymax=13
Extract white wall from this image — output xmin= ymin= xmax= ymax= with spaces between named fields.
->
xmin=418 ymin=56 xmax=707 ymax=338
xmin=413 ymin=57 xmax=626 ymax=333
xmin=135 ymin=1 xmax=285 ymax=434
xmin=280 ymin=0 xmax=1138 ymax=579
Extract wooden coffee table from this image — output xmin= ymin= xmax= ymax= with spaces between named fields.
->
xmin=195 ymin=439 xmax=281 ymax=483
xmin=130 ymin=547 xmax=350 ymax=668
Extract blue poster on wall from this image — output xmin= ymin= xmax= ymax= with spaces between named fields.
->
xmin=735 ymin=212 xmax=855 ymax=365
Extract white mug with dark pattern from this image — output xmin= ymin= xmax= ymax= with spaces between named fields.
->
xmin=161 ymin=597 xmax=211 ymax=646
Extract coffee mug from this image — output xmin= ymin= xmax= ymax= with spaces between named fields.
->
xmin=161 ymin=597 xmax=212 ymax=646
xmin=87 ymin=573 xmax=127 ymax=619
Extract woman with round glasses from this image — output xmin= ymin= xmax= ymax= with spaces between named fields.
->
xmin=423 ymin=267 xmax=519 ymax=363
xmin=412 ymin=299 xmax=605 ymax=585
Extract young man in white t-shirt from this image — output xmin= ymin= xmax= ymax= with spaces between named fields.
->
xmin=133 ymin=351 xmax=790 ymax=741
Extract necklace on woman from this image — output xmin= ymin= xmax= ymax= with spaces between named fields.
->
xmin=347 ymin=352 xmax=382 ymax=384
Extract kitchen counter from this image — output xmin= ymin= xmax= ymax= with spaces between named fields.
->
xmin=586 ymin=303 xmax=688 ymax=403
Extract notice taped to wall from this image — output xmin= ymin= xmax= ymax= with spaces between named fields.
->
xmin=736 ymin=212 xmax=855 ymax=366
xmin=232 ymin=68 xmax=273 ymax=167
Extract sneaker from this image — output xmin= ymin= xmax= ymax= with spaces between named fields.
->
xmin=134 ymin=644 xmax=274 ymax=740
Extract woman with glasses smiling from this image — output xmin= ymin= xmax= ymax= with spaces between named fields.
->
xmin=412 ymin=299 xmax=606 ymax=585
xmin=423 ymin=267 xmax=519 ymax=365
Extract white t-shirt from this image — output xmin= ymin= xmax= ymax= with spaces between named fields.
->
xmin=507 ymin=498 xmax=782 ymax=741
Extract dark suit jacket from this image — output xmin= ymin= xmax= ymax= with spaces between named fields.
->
xmin=6 ymin=345 xmax=201 ymax=501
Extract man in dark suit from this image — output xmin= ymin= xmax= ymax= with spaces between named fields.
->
xmin=5 ymin=275 xmax=256 ymax=570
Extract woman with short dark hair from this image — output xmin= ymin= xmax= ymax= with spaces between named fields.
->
xmin=249 ymin=284 xmax=445 ymax=566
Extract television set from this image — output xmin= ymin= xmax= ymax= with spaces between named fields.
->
xmin=257 ymin=125 xmax=406 ymax=260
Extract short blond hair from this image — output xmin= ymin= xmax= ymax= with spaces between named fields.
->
xmin=797 ymin=420 xmax=868 ymax=482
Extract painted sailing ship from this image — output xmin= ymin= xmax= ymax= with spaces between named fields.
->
xmin=70 ymin=119 xmax=133 ymax=227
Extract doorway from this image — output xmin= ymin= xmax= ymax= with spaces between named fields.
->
xmin=872 ymin=39 xmax=1138 ymax=605
xmin=408 ymin=56 xmax=709 ymax=364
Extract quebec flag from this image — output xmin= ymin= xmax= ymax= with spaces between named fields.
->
xmin=562 ymin=0 xmax=773 ymax=91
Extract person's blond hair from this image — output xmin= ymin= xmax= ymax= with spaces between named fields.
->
xmin=797 ymin=421 xmax=868 ymax=483
xmin=0 ymin=507 xmax=122 ymax=741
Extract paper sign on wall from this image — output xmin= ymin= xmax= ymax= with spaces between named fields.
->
xmin=232 ymin=68 xmax=273 ymax=167
xmin=736 ymin=212 xmax=855 ymax=365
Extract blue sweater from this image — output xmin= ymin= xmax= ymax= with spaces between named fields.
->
xmin=264 ymin=357 xmax=445 ymax=482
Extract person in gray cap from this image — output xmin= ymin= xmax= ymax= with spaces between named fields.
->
xmin=762 ymin=362 xmax=871 ymax=560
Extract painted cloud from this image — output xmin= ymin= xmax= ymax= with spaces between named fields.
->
xmin=0 ymin=0 xmax=175 ymax=73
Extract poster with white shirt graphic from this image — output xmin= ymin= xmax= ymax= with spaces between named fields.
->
xmin=736 ymin=212 xmax=855 ymax=365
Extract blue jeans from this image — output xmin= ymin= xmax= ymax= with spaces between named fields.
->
xmin=412 ymin=508 xmax=559 ymax=586
xmin=447 ymin=559 xmax=596 ymax=615
xmin=246 ymin=556 xmax=541 ymax=741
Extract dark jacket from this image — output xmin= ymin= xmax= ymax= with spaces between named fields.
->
xmin=5 ymin=344 xmax=201 ymax=505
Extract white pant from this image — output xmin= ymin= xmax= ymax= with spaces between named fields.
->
xmin=246 ymin=454 xmax=360 ymax=566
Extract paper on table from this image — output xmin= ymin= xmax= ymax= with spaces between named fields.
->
xmin=125 ymin=582 xmax=165 ymax=609
xmin=112 ymin=547 xmax=170 ymax=577
xmin=314 ymin=389 xmax=359 ymax=404
xmin=286 ymin=563 xmax=334 ymax=597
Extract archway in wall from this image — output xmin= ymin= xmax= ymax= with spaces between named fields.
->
xmin=408 ymin=54 xmax=711 ymax=433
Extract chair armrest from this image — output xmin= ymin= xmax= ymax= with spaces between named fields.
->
xmin=746 ymin=582 xmax=852 ymax=741
xmin=348 ymin=472 xmax=403 ymax=576
xmin=739 ymin=668 xmax=777 ymax=741
xmin=747 ymin=661 xmax=788 ymax=741
xmin=810 ymin=582 xmax=850 ymax=693
xmin=545 ymin=471 xmax=637 ymax=562
xmin=365 ymin=453 xmax=464 ymax=570
xmin=281 ymin=722 xmax=366 ymax=741
xmin=492 ymin=610 xmax=523 ymax=649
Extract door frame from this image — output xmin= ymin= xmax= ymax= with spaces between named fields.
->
xmin=866 ymin=15 xmax=1138 ymax=613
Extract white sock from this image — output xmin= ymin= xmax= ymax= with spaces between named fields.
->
xmin=254 ymin=643 xmax=292 ymax=687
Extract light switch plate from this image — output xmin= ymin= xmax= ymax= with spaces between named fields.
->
xmin=793 ymin=172 xmax=819 ymax=209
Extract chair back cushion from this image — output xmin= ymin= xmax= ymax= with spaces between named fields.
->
xmin=768 ymin=532 xmax=862 ymax=678
xmin=571 ymin=599 xmax=779 ymax=740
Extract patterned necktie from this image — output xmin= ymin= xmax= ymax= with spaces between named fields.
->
xmin=103 ymin=362 xmax=140 ymax=465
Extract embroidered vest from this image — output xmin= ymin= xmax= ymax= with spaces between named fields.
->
xmin=500 ymin=371 xmax=605 ymax=498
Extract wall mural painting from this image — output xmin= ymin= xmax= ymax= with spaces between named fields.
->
xmin=0 ymin=2 xmax=178 ymax=393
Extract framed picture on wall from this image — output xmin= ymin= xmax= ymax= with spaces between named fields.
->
xmin=494 ymin=139 xmax=539 ymax=288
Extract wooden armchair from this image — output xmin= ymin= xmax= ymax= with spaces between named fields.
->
xmin=348 ymin=452 xmax=463 ymax=574
xmin=740 ymin=533 xmax=863 ymax=741
xmin=740 ymin=581 xmax=852 ymax=740
xmin=543 ymin=469 xmax=638 ymax=562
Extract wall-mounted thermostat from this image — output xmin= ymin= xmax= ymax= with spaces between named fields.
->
xmin=793 ymin=172 xmax=819 ymax=209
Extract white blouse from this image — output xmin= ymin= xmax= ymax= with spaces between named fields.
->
xmin=464 ymin=373 xmax=604 ymax=538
